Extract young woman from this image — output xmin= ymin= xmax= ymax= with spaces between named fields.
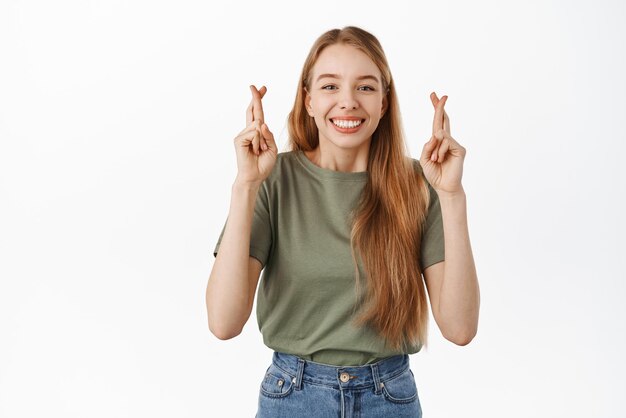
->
xmin=207 ymin=26 xmax=480 ymax=418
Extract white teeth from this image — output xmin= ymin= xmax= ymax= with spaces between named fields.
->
xmin=332 ymin=119 xmax=362 ymax=129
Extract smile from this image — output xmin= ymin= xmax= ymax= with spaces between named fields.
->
xmin=331 ymin=118 xmax=364 ymax=129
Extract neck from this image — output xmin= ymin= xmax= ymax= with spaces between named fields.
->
xmin=304 ymin=140 xmax=370 ymax=173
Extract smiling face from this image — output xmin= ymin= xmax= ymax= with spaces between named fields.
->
xmin=305 ymin=43 xmax=388 ymax=153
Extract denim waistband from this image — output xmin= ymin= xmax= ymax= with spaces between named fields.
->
xmin=271 ymin=351 xmax=410 ymax=393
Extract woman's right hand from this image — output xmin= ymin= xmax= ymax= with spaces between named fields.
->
xmin=233 ymin=85 xmax=278 ymax=187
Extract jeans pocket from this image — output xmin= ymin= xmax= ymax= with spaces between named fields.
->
xmin=381 ymin=367 xmax=419 ymax=404
xmin=259 ymin=363 xmax=296 ymax=399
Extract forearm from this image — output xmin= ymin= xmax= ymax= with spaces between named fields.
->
xmin=206 ymin=181 xmax=260 ymax=339
xmin=437 ymin=189 xmax=480 ymax=343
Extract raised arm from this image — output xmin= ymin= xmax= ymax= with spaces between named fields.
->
xmin=420 ymin=92 xmax=480 ymax=345
xmin=206 ymin=85 xmax=277 ymax=339
xmin=207 ymin=182 xmax=264 ymax=339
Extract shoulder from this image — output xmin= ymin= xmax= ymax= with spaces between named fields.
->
xmin=408 ymin=156 xmax=424 ymax=175
xmin=271 ymin=150 xmax=299 ymax=176
xmin=260 ymin=150 xmax=301 ymax=188
xmin=275 ymin=150 xmax=299 ymax=167
xmin=406 ymin=156 xmax=438 ymax=203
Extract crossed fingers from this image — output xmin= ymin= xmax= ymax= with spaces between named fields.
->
xmin=247 ymin=85 xmax=267 ymax=125
xmin=426 ymin=92 xmax=465 ymax=163
xmin=430 ymin=92 xmax=450 ymax=137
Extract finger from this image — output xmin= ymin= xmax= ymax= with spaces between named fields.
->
xmin=431 ymin=93 xmax=447 ymax=136
xmin=239 ymin=120 xmax=262 ymax=135
xmin=430 ymin=93 xmax=450 ymax=132
xmin=261 ymin=123 xmax=276 ymax=151
xmin=431 ymin=142 xmax=440 ymax=161
xmin=439 ymin=130 xmax=459 ymax=145
xmin=432 ymin=94 xmax=447 ymax=136
xmin=431 ymin=92 xmax=440 ymax=135
xmin=258 ymin=124 xmax=268 ymax=151
xmin=440 ymin=131 xmax=465 ymax=158
xmin=234 ymin=130 xmax=260 ymax=156
xmin=261 ymin=124 xmax=269 ymax=151
xmin=246 ymin=101 xmax=253 ymax=125
xmin=235 ymin=126 xmax=259 ymax=143
xmin=420 ymin=135 xmax=438 ymax=162
xmin=248 ymin=129 xmax=260 ymax=155
xmin=250 ymin=85 xmax=265 ymax=124
xmin=430 ymin=92 xmax=439 ymax=108
xmin=431 ymin=129 xmax=445 ymax=161
xmin=437 ymin=138 xmax=450 ymax=162
xmin=443 ymin=108 xmax=451 ymax=135
xmin=246 ymin=86 xmax=267 ymax=125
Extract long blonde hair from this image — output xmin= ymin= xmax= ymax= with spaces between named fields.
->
xmin=287 ymin=26 xmax=432 ymax=351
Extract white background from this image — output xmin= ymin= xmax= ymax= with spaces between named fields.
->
xmin=1 ymin=0 xmax=625 ymax=417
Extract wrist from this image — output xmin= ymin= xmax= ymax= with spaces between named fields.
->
xmin=436 ymin=187 xmax=466 ymax=200
xmin=232 ymin=178 xmax=262 ymax=192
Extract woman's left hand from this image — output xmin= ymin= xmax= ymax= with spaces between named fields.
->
xmin=419 ymin=92 xmax=466 ymax=195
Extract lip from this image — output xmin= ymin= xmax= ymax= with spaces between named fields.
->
xmin=330 ymin=116 xmax=364 ymax=121
xmin=330 ymin=117 xmax=365 ymax=134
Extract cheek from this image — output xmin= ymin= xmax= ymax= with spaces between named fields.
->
xmin=312 ymin=96 xmax=333 ymax=114
xmin=369 ymin=100 xmax=385 ymax=118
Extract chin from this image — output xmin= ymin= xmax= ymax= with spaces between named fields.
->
xmin=327 ymin=137 xmax=371 ymax=151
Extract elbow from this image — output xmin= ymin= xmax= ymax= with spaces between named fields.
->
xmin=444 ymin=327 xmax=477 ymax=346
xmin=205 ymin=290 xmax=250 ymax=340
xmin=209 ymin=322 xmax=242 ymax=340
xmin=213 ymin=331 xmax=241 ymax=341
xmin=207 ymin=311 xmax=243 ymax=340
xmin=450 ymin=334 xmax=474 ymax=346
xmin=206 ymin=296 xmax=245 ymax=340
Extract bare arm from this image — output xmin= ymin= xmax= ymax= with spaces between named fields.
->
xmin=206 ymin=85 xmax=276 ymax=340
xmin=206 ymin=181 xmax=264 ymax=340
xmin=420 ymin=92 xmax=480 ymax=346
xmin=423 ymin=189 xmax=480 ymax=345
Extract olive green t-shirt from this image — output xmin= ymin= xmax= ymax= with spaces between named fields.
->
xmin=213 ymin=149 xmax=445 ymax=366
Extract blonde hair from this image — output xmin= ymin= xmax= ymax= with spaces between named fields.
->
xmin=287 ymin=26 xmax=432 ymax=351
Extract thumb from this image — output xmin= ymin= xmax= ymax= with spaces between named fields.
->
xmin=261 ymin=123 xmax=277 ymax=150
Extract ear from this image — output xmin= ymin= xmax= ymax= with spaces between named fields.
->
xmin=380 ymin=94 xmax=388 ymax=118
xmin=304 ymin=88 xmax=313 ymax=116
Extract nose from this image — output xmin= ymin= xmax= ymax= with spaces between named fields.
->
xmin=338 ymin=89 xmax=358 ymax=110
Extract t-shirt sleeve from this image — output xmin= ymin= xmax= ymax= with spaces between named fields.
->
xmin=420 ymin=182 xmax=445 ymax=271
xmin=212 ymin=183 xmax=273 ymax=269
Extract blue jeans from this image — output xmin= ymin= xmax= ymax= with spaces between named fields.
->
xmin=255 ymin=351 xmax=422 ymax=418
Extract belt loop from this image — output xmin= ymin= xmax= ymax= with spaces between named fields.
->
xmin=294 ymin=358 xmax=305 ymax=391
xmin=370 ymin=362 xmax=382 ymax=395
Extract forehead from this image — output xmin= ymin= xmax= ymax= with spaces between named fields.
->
xmin=311 ymin=44 xmax=381 ymax=81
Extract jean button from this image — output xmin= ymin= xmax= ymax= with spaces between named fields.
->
xmin=340 ymin=372 xmax=350 ymax=382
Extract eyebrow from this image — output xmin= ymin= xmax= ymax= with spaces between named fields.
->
xmin=315 ymin=73 xmax=380 ymax=84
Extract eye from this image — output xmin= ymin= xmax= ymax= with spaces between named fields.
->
xmin=358 ymin=85 xmax=375 ymax=91
xmin=321 ymin=85 xmax=337 ymax=90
